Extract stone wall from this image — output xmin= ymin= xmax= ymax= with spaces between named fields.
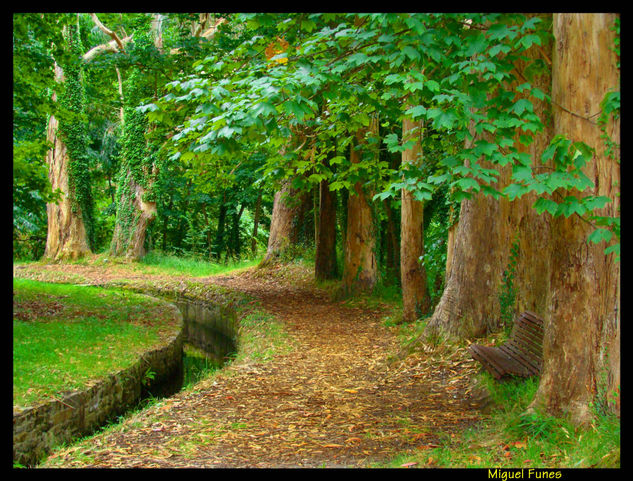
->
xmin=13 ymin=318 xmax=184 ymax=467
xmin=176 ymin=299 xmax=238 ymax=361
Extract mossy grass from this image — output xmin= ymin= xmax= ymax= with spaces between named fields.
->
xmin=13 ymin=278 xmax=180 ymax=408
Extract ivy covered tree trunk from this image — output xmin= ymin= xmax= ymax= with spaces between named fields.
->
xmin=109 ymin=72 xmax=159 ymax=260
xmin=529 ymin=13 xmax=620 ymax=425
xmin=341 ymin=121 xmax=379 ymax=295
xmin=44 ymin=25 xmax=94 ymax=261
xmin=44 ymin=83 xmax=90 ymax=261
xmin=400 ymin=116 xmax=431 ymax=322
xmin=315 ymin=177 xmax=338 ymax=281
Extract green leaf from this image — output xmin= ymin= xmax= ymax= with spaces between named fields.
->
xmin=583 ymin=195 xmax=612 ymax=211
xmin=533 ymin=198 xmax=558 ymax=216
xmin=556 ymin=197 xmax=587 ymax=218
xmin=587 ymin=228 xmax=613 ymax=244
xmin=425 ymin=80 xmax=440 ymax=93
xmin=405 ymin=105 xmax=427 ymax=119
xmin=252 ymin=101 xmax=278 ymax=118
xmin=456 ymin=177 xmax=480 ymax=192
xmin=604 ymin=243 xmax=620 ymax=256
xmin=511 ymin=164 xmax=533 ymax=182
xmin=402 ymin=45 xmax=420 ymax=61
xmin=504 ymin=183 xmax=529 ymax=200
xmin=511 ymin=98 xmax=534 ymax=116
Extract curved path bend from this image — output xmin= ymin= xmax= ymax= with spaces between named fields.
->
xmin=20 ymin=262 xmax=482 ymax=468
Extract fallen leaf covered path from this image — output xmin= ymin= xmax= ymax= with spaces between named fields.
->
xmin=18 ymin=262 xmax=483 ymax=468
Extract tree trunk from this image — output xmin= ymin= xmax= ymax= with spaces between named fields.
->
xmin=423 ymin=15 xmax=554 ymax=339
xmin=251 ymin=189 xmax=262 ymax=257
xmin=400 ymin=116 xmax=431 ymax=322
xmin=315 ymin=178 xmax=338 ymax=281
xmin=212 ymin=193 xmax=228 ymax=260
xmin=529 ymin=13 xmax=620 ymax=425
xmin=260 ymin=178 xmax=308 ymax=267
xmin=43 ymin=61 xmax=91 ymax=261
xmin=109 ymin=71 xmax=159 ymax=260
xmin=383 ymin=199 xmax=400 ymax=280
xmin=341 ymin=121 xmax=379 ymax=295
xmin=109 ymin=170 xmax=157 ymax=259
xmin=44 ymin=109 xmax=91 ymax=261
xmin=444 ymin=208 xmax=457 ymax=281
xmin=227 ymin=203 xmax=246 ymax=260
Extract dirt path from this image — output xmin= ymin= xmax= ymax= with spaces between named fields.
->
xmin=22 ymin=263 xmax=483 ymax=468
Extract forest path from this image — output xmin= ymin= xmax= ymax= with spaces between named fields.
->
xmin=23 ymin=262 xmax=483 ymax=468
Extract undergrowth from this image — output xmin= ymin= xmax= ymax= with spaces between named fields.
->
xmin=384 ymin=372 xmax=620 ymax=468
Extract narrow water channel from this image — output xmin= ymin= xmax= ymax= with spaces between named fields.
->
xmin=147 ymin=296 xmax=238 ymax=398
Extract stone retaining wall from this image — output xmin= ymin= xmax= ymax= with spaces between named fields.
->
xmin=176 ymin=299 xmax=238 ymax=361
xmin=13 ymin=311 xmax=184 ymax=467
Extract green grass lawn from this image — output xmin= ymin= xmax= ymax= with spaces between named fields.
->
xmin=136 ymin=251 xmax=262 ymax=277
xmin=13 ymin=278 xmax=181 ymax=408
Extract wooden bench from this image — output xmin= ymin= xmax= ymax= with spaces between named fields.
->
xmin=468 ymin=311 xmax=544 ymax=379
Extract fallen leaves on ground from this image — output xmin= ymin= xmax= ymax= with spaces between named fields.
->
xmin=16 ymin=261 xmax=485 ymax=468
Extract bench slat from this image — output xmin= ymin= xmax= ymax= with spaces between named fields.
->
xmin=469 ymin=311 xmax=544 ymax=379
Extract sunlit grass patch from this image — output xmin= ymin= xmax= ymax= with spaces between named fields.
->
xmin=13 ymin=278 xmax=180 ymax=407
xmin=137 ymin=250 xmax=262 ymax=277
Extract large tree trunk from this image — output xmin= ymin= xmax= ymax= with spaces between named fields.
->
xmin=341 ymin=121 xmax=379 ymax=295
xmin=315 ymin=178 xmax=338 ymax=281
xmin=423 ymin=14 xmax=554 ymax=340
xmin=109 ymin=106 xmax=158 ymax=260
xmin=212 ymin=193 xmax=228 ymax=260
xmin=109 ymin=170 xmax=157 ymax=259
xmin=43 ymin=61 xmax=91 ymax=261
xmin=259 ymin=178 xmax=309 ymax=267
xmin=44 ymin=110 xmax=91 ymax=260
xmin=400 ymin=116 xmax=431 ymax=322
xmin=529 ymin=13 xmax=620 ymax=425
xmin=423 ymin=191 xmax=513 ymax=338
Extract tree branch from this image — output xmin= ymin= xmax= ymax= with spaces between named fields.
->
xmin=82 ymin=35 xmax=132 ymax=62
xmin=90 ymin=13 xmax=126 ymax=52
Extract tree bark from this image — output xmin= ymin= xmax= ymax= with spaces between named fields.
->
xmin=315 ymin=178 xmax=338 ymax=281
xmin=109 ymin=169 xmax=157 ymax=259
xmin=44 ymin=104 xmax=91 ymax=260
xmin=259 ymin=178 xmax=309 ymax=267
xmin=529 ymin=13 xmax=620 ymax=425
xmin=109 ymin=97 xmax=158 ymax=260
xmin=341 ymin=120 xmax=379 ymax=295
xmin=43 ymin=60 xmax=91 ymax=261
xmin=212 ymin=192 xmax=228 ymax=260
xmin=400 ymin=116 xmax=431 ymax=322
xmin=423 ymin=14 xmax=554 ymax=339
